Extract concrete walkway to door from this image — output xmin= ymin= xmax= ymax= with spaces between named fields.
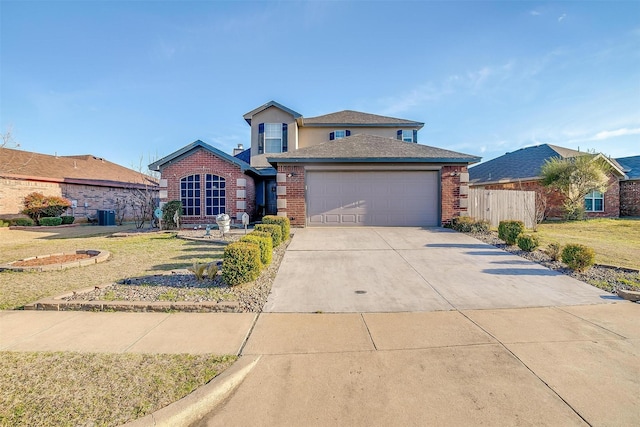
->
xmin=263 ymin=227 xmax=619 ymax=313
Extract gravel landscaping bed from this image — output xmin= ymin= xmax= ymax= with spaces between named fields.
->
xmin=470 ymin=231 xmax=640 ymax=294
xmin=60 ymin=239 xmax=288 ymax=312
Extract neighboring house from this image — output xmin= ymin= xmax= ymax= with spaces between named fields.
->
xmin=616 ymin=155 xmax=640 ymax=217
xmin=0 ymin=148 xmax=158 ymax=220
xmin=468 ymin=144 xmax=637 ymax=218
xmin=150 ymin=100 xmax=481 ymax=227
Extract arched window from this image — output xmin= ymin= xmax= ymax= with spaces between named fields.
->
xmin=205 ymin=174 xmax=226 ymax=216
xmin=180 ymin=175 xmax=201 ymax=216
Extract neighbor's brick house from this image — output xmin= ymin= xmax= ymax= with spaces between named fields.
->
xmin=0 ymin=148 xmax=158 ymax=221
xmin=468 ymin=144 xmax=638 ymax=219
xmin=150 ymin=101 xmax=481 ymax=227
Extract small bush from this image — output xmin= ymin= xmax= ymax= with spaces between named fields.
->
xmin=545 ymin=242 xmax=562 ymax=261
xmin=498 ymin=220 xmax=525 ymax=245
xmin=254 ymin=224 xmax=282 ymax=247
xmin=262 ymin=215 xmax=291 ymax=241
xmin=561 ymin=243 xmax=595 ymax=272
xmin=222 ymin=241 xmax=262 ymax=286
xmin=39 ymin=217 xmax=63 ymax=226
xmin=241 ymin=233 xmax=273 ymax=266
xmin=60 ymin=215 xmax=75 ymax=225
xmin=0 ymin=219 xmax=8 ymax=227
xmin=22 ymin=192 xmax=71 ymax=225
xmin=516 ymin=233 xmax=539 ymax=252
xmin=450 ymin=216 xmax=491 ymax=233
xmin=13 ymin=218 xmax=34 ymax=226
xmin=162 ymin=201 xmax=183 ymax=229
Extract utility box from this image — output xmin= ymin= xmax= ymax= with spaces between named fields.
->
xmin=97 ymin=209 xmax=116 ymax=226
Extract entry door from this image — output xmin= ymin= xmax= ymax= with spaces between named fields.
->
xmin=265 ymin=180 xmax=277 ymax=215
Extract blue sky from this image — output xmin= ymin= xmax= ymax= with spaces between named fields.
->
xmin=2 ymin=0 xmax=639 ymax=171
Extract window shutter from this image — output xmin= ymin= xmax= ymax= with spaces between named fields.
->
xmin=413 ymin=129 xmax=418 ymax=143
xmin=329 ymin=132 xmax=335 ymax=141
xmin=397 ymin=130 xmax=402 ymax=140
xmin=346 ymin=130 xmax=351 ymax=137
xmin=258 ymin=123 xmax=264 ymax=154
xmin=282 ymin=123 xmax=288 ymax=152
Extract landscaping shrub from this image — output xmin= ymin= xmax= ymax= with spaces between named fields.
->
xmin=545 ymin=242 xmax=562 ymax=261
xmin=516 ymin=233 xmax=539 ymax=252
xmin=254 ymin=223 xmax=282 ymax=247
xmin=450 ymin=216 xmax=491 ymax=233
xmin=0 ymin=219 xmax=8 ymax=227
xmin=39 ymin=217 xmax=63 ymax=226
xmin=498 ymin=220 xmax=525 ymax=245
xmin=60 ymin=215 xmax=75 ymax=225
xmin=162 ymin=201 xmax=182 ymax=229
xmin=222 ymin=241 xmax=262 ymax=286
xmin=262 ymin=215 xmax=291 ymax=241
xmin=241 ymin=232 xmax=273 ymax=266
xmin=22 ymin=192 xmax=71 ymax=225
xmin=561 ymin=243 xmax=595 ymax=272
xmin=12 ymin=217 xmax=34 ymax=226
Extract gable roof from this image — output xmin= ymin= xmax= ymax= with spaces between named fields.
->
xmin=0 ymin=147 xmax=157 ymax=188
xmin=301 ymin=110 xmax=424 ymax=128
xmin=149 ymin=140 xmax=260 ymax=176
xmin=233 ymin=147 xmax=251 ymax=164
xmin=616 ymin=155 xmax=640 ymax=180
xmin=243 ymin=101 xmax=302 ymax=125
xmin=266 ymin=134 xmax=480 ymax=164
xmin=469 ymin=144 xmax=589 ymax=184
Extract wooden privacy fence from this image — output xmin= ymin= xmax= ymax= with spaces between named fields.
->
xmin=468 ymin=188 xmax=536 ymax=229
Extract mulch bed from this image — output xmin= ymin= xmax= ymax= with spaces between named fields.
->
xmin=12 ymin=253 xmax=93 ymax=267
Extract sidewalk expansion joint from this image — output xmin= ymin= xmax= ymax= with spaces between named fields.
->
xmin=122 ymin=313 xmax=172 ymax=353
xmin=555 ymin=306 xmax=629 ymax=340
xmin=238 ymin=313 xmax=261 ymax=356
xmin=360 ymin=313 xmax=378 ymax=350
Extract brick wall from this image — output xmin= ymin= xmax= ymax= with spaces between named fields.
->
xmin=441 ymin=165 xmax=469 ymax=225
xmin=620 ymin=180 xmax=640 ymax=217
xmin=275 ymin=165 xmax=305 ymax=227
xmin=159 ymin=148 xmax=255 ymax=225
xmin=0 ymin=178 xmax=62 ymax=217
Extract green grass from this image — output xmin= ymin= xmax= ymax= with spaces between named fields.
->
xmin=0 ymin=352 xmax=236 ymax=427
xmin=534 ymin=218 xmax=640 ymax=270
xmin=0 ymin=226 xmax=224 ymax=309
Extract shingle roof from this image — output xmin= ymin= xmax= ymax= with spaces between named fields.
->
xmin=149 ymin=140 xmax=260 ymax=176
xmin=302 ymin=110 xmax=424 ymax=128
xmin=243 ymin=101 xmax=302 ymax=125
xmin=469 ymin=144 xmax=589 ymax=184
xmin=616 ymin=155 xmax=640 ymax=180
xmin=0 ymin=148 xmax=157 ymax=187
xmin=234 ymin=147 xmax=251 ymax=164
xmin=266 ymin=134 xmax=480 ymax=164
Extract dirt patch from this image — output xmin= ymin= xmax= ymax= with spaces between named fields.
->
xmin=12 ymin=253 xmax=93 ymax=267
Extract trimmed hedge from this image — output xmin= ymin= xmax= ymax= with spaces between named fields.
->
xmin=162 ymin=200 xmax=182 ymax=229
xmin=39 ymin=217 xmax=63 ymax=226
xmin=449 ymin=216 xmax=490 ymax=233
xmin=561 ymin=244 xmax=595 ymax=272
xmin=0 ymin=219 xmax=8 ymax=227
xmin=516 ymin=233 xmax=539 ymax=252
xmin=255 ymin=224 xmax=282 ymax=247
xmin=13 ymin=218 xmax=34 ymax=226
xmin=222 ymin=241 xmax=262 ymax=286
xmin=262 ymin=215 xmax=290 ymax=241
xmin=241 ymin=232 xmax=273 ymax=266
xmin=61 ymin=216 xmax=75 ymax=225
xmin=498 ymin=220 xmax=525 ymax=245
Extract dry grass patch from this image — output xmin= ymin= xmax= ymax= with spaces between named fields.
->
xmin=0 ymin=351 xmax=236 ymax=427
xmin=0 ymin=227 xmax=224 ymax=309
xmin=535 ymin=218 xmax=640 ymax=270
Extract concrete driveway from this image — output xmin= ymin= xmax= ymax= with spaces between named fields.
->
xmin=264 ymin=227 xmax=617 ymax=312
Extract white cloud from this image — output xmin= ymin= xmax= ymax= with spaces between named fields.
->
xmin=558 ymin=14 xmax=566 ymax=22
xmin=529 ymin=10 xmax=541 ymax=16
xmin=589 ymin=127 xmax=640 ymax=141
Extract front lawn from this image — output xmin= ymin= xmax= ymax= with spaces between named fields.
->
xmin=534 ymin=218 xmax=640 ymax=270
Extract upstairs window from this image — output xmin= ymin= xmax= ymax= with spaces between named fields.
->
xmin=258 ymin=123 xmax=288 ymax=154
xmin=180 ymin=174 xmax=201 ymax=216
xmin=397 ymin=129 xmax=418 ymax=143
xmin=329 ymin=130 xmax=350 ymax=140
xmin=585 ymin=190 xmax=604 ymax=212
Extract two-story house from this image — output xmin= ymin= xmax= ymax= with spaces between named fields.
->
xmin=150 ymin=101 xmax=480 ymax=227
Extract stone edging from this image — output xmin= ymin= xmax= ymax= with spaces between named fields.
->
xmin=0 ymin=249 xmax=110 ymax=272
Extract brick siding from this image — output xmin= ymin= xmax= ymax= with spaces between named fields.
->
xmin=441 ymin=165 xmax=469 ymax=225
xmin=276 ymin=165 xmax=305 ymax=227
xmin=159 ymin=148 xmax=255 ymax=225
xmin=620 ymin=180 xmax=640 ymax=217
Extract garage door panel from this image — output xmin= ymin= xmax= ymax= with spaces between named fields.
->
xmin=307 ymin=171 xmax=439 ymax=227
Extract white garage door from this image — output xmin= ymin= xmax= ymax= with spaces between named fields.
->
xmin=307 ymin=171 xmax=439 ymax=226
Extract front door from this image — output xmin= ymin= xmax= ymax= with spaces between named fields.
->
xmin=266 ymin=180 xmax=277 ymax=215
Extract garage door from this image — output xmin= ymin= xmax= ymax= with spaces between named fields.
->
xmin=307 ymin=171 xmax=439 ymax=226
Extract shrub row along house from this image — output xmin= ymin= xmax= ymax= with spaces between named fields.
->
xmin=0 ymin=148 xmax=158 ymax=221
xmin=468 ymin=144 xmax=640 ymax=218
xmin=149 ymin=101 xmax=481 ymax=227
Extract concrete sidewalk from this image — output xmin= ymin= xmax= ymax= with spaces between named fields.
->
xmin=0 ymin=311 xmax=256 ymax=355
xmin=198 ymin=302 xmax=640 ymax=426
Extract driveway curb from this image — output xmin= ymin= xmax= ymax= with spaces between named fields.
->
xmin=122 ymin=355 xmax=261 ymax=427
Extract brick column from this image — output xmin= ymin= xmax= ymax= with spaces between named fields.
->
xmin=276 ymin=165 xmax=305 ymax=227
